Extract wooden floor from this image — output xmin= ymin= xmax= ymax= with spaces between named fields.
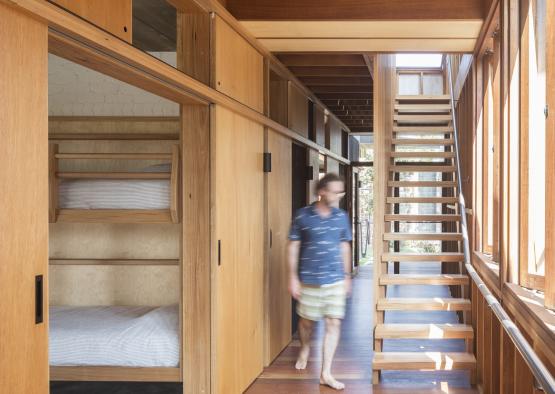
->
xmin=246 ymin=263 xmax=478 ymax=394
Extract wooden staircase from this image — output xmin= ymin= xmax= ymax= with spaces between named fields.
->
xmin=372 ymin=95 xmax=476 ymax=384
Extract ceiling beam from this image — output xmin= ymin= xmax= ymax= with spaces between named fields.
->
xmin=300 ymin=77 xmax=373 ymax=86
xmin=311 ymin=86 xmax=372 ymax=94
xmin=227 ymin=0 xmax=485 ymax=20
xmin=289 ymin=66 xmax=370 ymax=77
xmin=277 ymin=54 xmax=365 ymax=67
xmin=317 ymin=93 xmax=373 ymax=100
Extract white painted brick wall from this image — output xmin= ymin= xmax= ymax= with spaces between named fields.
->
xmin=48 ymin=53 xmax=179 ymax=116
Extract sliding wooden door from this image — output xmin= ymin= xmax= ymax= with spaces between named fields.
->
xmin=213 ymin=105 xmax=264 ymax=393
xmin=264 ymin=129 xmax=292 ymax=365
xmin=0 ymin=4 xmax=49 ymax=393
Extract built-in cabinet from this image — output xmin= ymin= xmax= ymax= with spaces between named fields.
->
xmin=213 ymin=105 xmax=264 ymax=394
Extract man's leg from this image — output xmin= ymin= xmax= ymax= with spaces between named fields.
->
xmin=320 ymin=317 xmax=344 ymax=390
xmin=295 ymin=317 xmax=314 ymax=370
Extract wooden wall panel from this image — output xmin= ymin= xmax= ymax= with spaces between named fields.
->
xmin=214 ymin=16 xmax=264 ymax=113
xmin=326 ymin=116 xmax=343 ymax=156
xmin=264 ymin=129 xmax=292 ymax=365
xmin=213 ymin=105 xmax=264 ymax=394
xmin=176 ymin=3 xmax=211 ymax=85
xmin=288 ymin=82 xmax=309 ymax=138
xmin=182 ymin=104 xmax=211 ymax=393
xmin=0 ymin=4 xmax=49 ymax=393
xmin=51 ymin=0 xmax=132 ymax=42
xmin=269 ymin=70 xmax=288 ymax=127
xmin=313 ymin=103 xmax=326 ymax=147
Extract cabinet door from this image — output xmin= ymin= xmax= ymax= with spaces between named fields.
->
xmin=0 ymin=4 xmax=49 ymax=394
xmin=213 ymin=106 xmax=264 ymax=393
xmin=265 ymin=130 xmax=292 ymax=365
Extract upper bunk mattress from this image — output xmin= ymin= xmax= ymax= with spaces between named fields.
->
xmin=58 ymin=179 xmax=170 ymax=210
xmin=49 ymin=305 xmax=179 ymax=367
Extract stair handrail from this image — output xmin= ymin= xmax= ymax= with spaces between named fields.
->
xmin=446 ymin=55 xmax=555 ymax=394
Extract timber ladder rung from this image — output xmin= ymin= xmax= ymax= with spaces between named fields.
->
xmin=372 ymin=94 xmax=475 ymax=384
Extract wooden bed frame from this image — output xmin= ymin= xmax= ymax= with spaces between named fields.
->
xmin=49 ymin=143 xmax=180 ymax=224
xmin=50 ymin=366 xmax=181 ymax=382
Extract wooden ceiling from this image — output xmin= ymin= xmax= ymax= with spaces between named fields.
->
xmin=276 ymin=53 xmax=373 ymax=134
xmin=231 ymin=0 xmax=486 ymax=52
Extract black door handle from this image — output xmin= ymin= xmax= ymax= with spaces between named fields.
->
xmin=35 ymin=275 xmax=43 ymax=324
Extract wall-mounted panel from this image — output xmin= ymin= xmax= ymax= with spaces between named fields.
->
xmin=327 ymin=116 xmax=343 ymax=156
xmin=52 ymin=0 xmax=132 ymax=43
xmin=313 ymin=104 xmax=326 ymax=147
xmin=327 ymin=157 xmax=340 ymax=174
xmin=288 ymin=82 xmax=309 ymax=138
xmin=214 ymin=15 xmax=264 ymax=112
xmin=269 ymin=70 xmax=288 ymax=126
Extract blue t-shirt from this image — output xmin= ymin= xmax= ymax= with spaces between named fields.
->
xmin=288 ymin=204 xmax=353 ymax=285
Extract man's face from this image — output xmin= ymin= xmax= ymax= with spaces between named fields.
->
xmin=319 ymin=181 xmax=345 ymax=207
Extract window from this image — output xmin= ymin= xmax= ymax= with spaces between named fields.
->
xmin=476 ymin=23 xmax=501 ymax=263
xmin=520 ymin=0 xmax=547 ymax=290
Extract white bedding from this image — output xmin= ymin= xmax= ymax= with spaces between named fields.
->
xmin=49 ymin=305 xmax=179 ymax=367
xmin=58 ymin=179 xmax=170 ymax=210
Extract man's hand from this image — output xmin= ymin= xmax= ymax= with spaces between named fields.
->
xmin=289 ymin=275 xmax=302 ymax=300
xmin=344 ymin=275 xmax=352 ymax=297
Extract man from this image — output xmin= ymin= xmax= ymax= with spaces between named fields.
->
xmin=288 ymin=172 xmax=352 ymax=391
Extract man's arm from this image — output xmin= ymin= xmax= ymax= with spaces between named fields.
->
xmin=288 ymin=240 xmax=301 ymax=299
xmin=341 ymin=241 xmax=352 ymax=295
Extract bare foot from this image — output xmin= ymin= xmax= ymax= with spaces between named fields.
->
xmin=295 ymin=346 xmax=310 ymax=370
xmin=320 ymin=374 xmax=345 ymax=390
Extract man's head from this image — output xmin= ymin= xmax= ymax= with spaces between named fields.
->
xmin=315 ymin=173 xmax=345 ymax=207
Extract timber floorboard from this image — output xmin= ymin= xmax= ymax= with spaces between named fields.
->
xmin=246 ymin=264 xmax=477 ymax=394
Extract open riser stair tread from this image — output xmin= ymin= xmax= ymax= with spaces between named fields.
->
xmin=379 ymin=274 xmax=469 ymax=286
xmin=372 ymin=352 xmax=476 ymax=370
xmin=386 ymin=197 xmax=458 ymax=204
xmin=392 ymin=138 xmax=454 ymax=145
xmin=384 ymin=214 xmax=461 ymax=222
xmin=377 ymin=298 xmax=471 ymax=311
xmin=388 ymin=181 xmax=457 ymax=187
xmin=375 ymin=324 xmax=474 ymax=339
xmin=389 ymin=165 xmax=456 ymax=172
xmin=391 ymin=151 xmax=455 ymax=159
xmin=381 ymin=252 xmax=464 ymax=262
xmin=383 ymin=232 xmax=462 ymax=241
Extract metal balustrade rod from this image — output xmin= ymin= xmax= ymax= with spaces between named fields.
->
xmin=446 ymin=56 xmax=555 ymax=394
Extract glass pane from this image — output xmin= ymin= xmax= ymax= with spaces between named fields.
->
xmin=422 ymin=74 xmax=444 ymax=95
xmin=398 ymin=74 xmax=420 ymax=95
xmin=527 ymin=0 xmax=547 ymax=275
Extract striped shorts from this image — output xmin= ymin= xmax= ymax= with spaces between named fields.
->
xmin=297 ymin=280 xmax=346 ymax=321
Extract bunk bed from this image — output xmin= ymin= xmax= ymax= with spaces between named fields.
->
xmin=49 ymin=143 xmax=180 ymax=224
xmin=48 ymin=136 xmax=182 ymax=382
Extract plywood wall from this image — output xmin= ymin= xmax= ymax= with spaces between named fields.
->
xmin=313 ymin=104 xmax=326 ymax=147
xmin=327 ymin=116 xmax=343 ymax=155
xmin=51 ymin=0 xmax=132 ymax=42
xmin=214 ymin=15 xmax=264 ymax=112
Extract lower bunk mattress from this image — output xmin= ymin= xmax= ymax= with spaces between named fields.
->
xmin=49 ymin=305 xmax=179 ymax=367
